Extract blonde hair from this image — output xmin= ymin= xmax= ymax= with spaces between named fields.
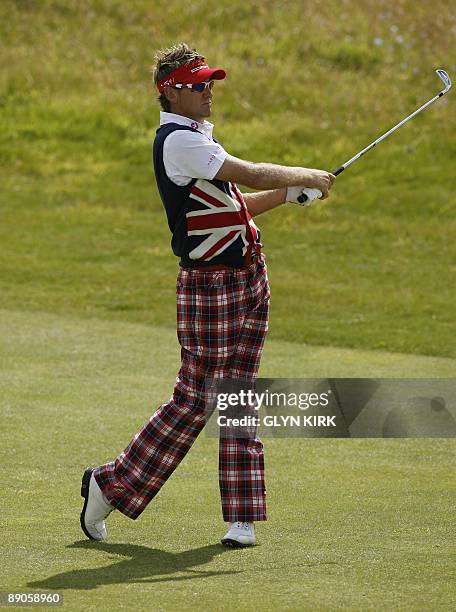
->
xmin=152 ymin=43 xmax=205 ymax=111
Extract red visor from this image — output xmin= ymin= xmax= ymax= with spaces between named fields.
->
xmin=157 ymin=59 xmax=226 ymax=93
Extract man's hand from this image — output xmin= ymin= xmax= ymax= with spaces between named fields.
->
xmin=286 ymin=186 xmax=322 ymax=206
xmin=303 ymin=169 xmax=336 ymax=199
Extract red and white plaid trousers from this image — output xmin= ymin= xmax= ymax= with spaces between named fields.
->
xmin=94 ymin=258 xmax=270 ymax=522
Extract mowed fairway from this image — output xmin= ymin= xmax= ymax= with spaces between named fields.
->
xmin=1 ymin=310 xmax=455 ymax=611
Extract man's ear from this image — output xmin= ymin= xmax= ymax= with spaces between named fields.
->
xmin=164 ymin=85 xmax=178 ymax=105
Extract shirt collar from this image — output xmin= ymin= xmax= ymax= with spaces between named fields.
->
xmin=159 ymin=111 xmax=214 ymax=139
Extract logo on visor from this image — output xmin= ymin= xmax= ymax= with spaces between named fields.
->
xmin=191 ymin=64 xmax=209 ymax=73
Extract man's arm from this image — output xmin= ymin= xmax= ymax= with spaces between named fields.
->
xmin=242 ymin=189 xmax=287 ymax=217
xmin=214 ymin=154 xmax=336 ymax=197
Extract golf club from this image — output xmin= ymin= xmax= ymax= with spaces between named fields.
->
xmin=298 ymin=68 xmax=452 ymax=203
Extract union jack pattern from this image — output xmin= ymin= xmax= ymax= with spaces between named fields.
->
xmin=187 ymin=180 xmax=260 ymax=261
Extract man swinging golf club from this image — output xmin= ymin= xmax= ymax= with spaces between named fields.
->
xmin=80 ymin=42 xmax=335 ymax=547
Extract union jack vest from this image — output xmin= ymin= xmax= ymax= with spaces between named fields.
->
xmin=153 ymin=123 xmax=261 ymax=268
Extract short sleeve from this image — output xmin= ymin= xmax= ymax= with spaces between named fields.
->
xmin=163 ymin=130 xmax=228 ymax=186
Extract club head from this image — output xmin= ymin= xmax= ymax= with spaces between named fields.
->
xmin=436 ymin=69 xmax=452 ymax=94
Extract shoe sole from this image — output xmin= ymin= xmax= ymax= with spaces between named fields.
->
xmin=220 ymin=538 xmax=255 ymax=548
xmin=80 ymin=467 xmax=97 ymax=540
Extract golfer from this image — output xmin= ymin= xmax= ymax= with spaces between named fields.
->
xmin=80 ymin=43 xmax=335 ymax=547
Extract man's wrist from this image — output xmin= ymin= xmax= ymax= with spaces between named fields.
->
xmin=301 ymin=169 xmax=315 ymax=189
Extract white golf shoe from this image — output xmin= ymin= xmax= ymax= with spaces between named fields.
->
xmin=80 ymin=468 xmax=114 ymax=541
xmin=221 ymin=522 xmax=256 ymax=547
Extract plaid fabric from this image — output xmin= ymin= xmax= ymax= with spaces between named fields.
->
xmin=94 ymin=258 xmax=270 ymax=522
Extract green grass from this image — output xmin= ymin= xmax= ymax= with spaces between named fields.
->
xmin=0 ymin=0 xmax=455 ymax=357
xmin=1 ymin=310 xmax=455 ymax=611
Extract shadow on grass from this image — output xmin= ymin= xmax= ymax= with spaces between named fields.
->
xmin=27 ymin=541 xmax=240 ymax=590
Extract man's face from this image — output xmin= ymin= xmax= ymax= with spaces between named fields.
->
xmin=165 ymin=80 xmax=214 ymax=122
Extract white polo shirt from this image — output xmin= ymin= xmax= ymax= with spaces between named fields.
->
xmin=160 ymin=112 xmax=228 ymax=187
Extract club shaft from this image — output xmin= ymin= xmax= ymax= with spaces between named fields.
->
xmin=297 ymin=69 xmax=451 ymax=201
xmin=334 ymin=90 xmax=445 ymax=175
